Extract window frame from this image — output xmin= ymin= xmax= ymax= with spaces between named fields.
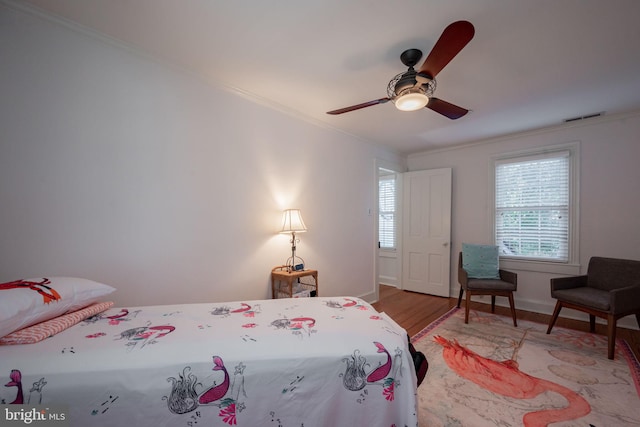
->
xmin=378 ymin=169 xmax=398 ymax=251
xmin=490 ymin=142 xmax=581 ymax=274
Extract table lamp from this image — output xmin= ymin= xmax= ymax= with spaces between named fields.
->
xmin=280 ymin=209 xmax=307 ymax=271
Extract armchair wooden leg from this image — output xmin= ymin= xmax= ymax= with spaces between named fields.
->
xmin=607 ymin=315 xmax=617 ymax=360
xmin=490 ymin=295 xmax=496 ymax=313
xmin=635 ymin=312 xmax=640 ymax=329
xmin=457 ymin=287 xmax=464 ymax=308
xmin=546 ymin=301 xmax=562 ymax=334
xmin=464 ymin=292 xmax=471 ymax=324
xmin=508 ymin=292 xmax=517 ymax=327
xmin=589 ymin=315 xmax=596 ymax=333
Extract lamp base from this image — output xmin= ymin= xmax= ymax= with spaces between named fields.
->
xmin=284 ymin=230 xmax=305 ymax=272
xmin=284 ymin=256 xmax=305 ymax=272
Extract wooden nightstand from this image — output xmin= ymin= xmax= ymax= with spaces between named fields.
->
xmin=271 ymin=266 xmax=318 ymax=299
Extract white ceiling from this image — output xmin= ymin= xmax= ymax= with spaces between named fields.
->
xmin=15 ymin=0 xmax=640 ymax=154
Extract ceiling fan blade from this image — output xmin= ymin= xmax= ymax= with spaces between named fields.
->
xmin=419 ymin=20 xmax=474 ymax=78
xmin=326 ymin=98 xmax=390 ymax=115
xmin=427 ymin=97 xmax=469 ymax=119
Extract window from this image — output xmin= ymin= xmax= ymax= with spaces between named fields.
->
xmin=493 ymin=144 xmax=578 ymax=263
xmin=378 ymin=170 xmax=397 ymax=249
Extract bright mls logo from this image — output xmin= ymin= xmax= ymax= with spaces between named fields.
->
xmin=2 ymin=406 xmax=68 ymax=426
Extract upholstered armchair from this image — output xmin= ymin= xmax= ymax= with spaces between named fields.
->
xmin=546 ymin=256 xmax=640 ymax=359
xmin=457 ymin=244 xmax=518 ymax=327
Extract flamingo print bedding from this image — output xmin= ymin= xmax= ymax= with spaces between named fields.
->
xmin=0 ymin=297 xmax=418 ymax=427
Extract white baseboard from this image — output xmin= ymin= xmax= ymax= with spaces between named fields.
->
xmin=359 ymin=290 xmax=378 ymax=304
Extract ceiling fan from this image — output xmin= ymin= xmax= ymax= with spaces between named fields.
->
xmin=326 ymin=20 xmax=474 ymax=119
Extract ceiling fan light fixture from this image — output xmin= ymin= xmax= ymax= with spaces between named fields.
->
xmin=395 ymin=91 xmax=429 ymax=111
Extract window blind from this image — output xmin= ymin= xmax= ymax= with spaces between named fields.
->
xmin=495 ymin=151 xmax=570 ymax=261
xmin=379 ymin=175 xmax=396 ymax=249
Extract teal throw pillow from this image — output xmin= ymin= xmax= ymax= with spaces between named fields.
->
xmin=462 ymin=243 xmax=500 ymax=279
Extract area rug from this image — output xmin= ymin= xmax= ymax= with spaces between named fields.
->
xmin=412 ymin=307 xmax=640 ymax=427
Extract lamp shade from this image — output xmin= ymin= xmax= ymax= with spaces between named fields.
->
xmin=395 ymin=91 xmax=429 ymax=111
xmin=280 ymin=209 xmax=307 ymax=233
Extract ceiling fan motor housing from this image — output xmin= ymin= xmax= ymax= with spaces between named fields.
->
xmin=388 ymin=70 xmax=436 ymax=100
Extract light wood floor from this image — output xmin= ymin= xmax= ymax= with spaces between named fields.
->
xmin=372 ymin=284 xmax=640 ymax=361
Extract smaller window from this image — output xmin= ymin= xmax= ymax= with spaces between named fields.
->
xmin=378 ymin=171 xmax=397 ymax=249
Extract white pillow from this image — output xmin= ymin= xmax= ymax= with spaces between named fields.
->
xmin=0 ymin=277 xmax=116 ymax=338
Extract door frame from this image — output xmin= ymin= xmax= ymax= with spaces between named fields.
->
xmin=373 ymin=158 xmax=405 ymax=302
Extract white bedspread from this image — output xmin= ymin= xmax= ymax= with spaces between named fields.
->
xmin=0 ymin=297 xmax=418 ymax=426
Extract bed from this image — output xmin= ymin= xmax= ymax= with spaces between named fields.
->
xmin=0 ymin=277 xmax=418 ymax=426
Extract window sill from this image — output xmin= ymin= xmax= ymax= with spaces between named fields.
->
xmin=500 ymin=258 xmax=581 ymax=275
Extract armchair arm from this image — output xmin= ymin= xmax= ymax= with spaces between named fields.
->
xmin=610 ymin=285 xmax=640 ymax=314
xmin=458 ymin=265 xmax=469 ymax=286
xmin=550 ymin=275 xmax=588 ymax=291
xmin=499 ymin=269 xmax=517 ymax=286
xmin=457 ymin=252 xmax=468 ymax=286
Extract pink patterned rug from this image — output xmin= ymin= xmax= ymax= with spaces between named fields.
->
xmin=412 ymin=307 xmax=640 ymax=427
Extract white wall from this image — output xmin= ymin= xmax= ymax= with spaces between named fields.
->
xmin=0 ymin=4 xmax=403 ymax=306
xmin=408 ymin=112 xmax=640 ymax=328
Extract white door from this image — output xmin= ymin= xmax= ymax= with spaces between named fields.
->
xmin=402 ymin=168 xmax=451 ymax=296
